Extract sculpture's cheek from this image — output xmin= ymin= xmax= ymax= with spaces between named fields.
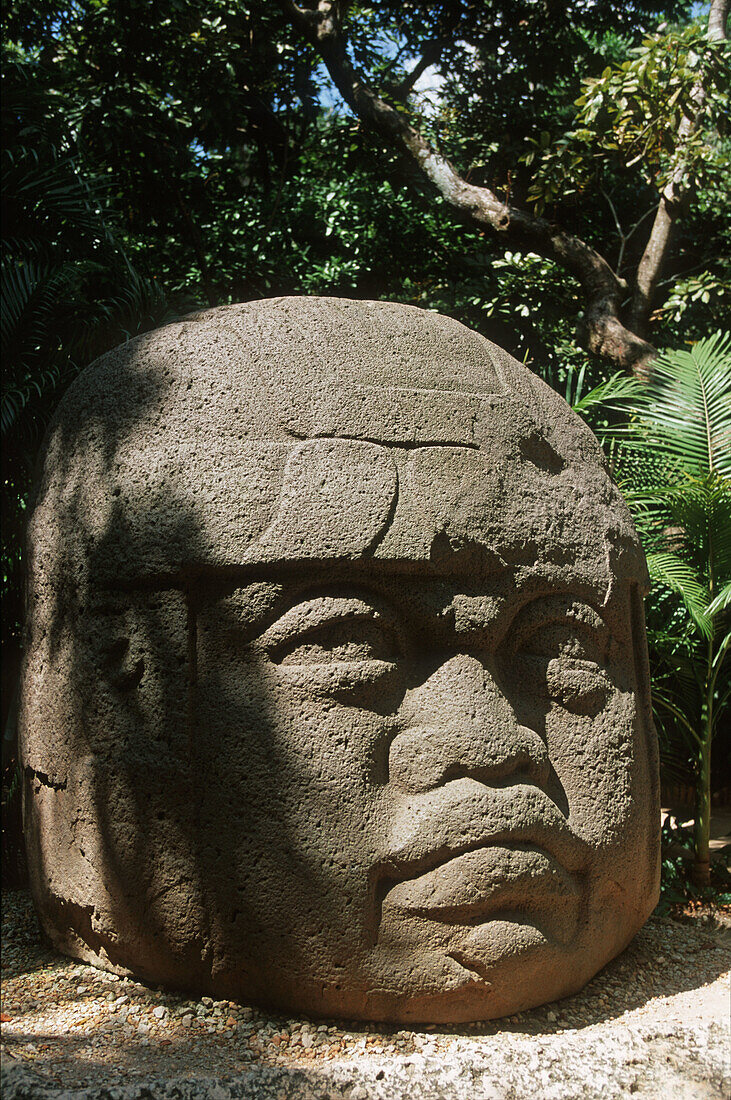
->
xmin=545 ymin=690 xmax=647 ymax=843
xmin=188 ymin=660 xmax=394 ymax=965
xmin=543 ymin=687 xmax=658 ymax=941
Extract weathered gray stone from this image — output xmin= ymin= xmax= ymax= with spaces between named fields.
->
xmin=19 ymin=297 xmax=659 ymax=1023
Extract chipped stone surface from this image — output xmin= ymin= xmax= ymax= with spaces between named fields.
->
xmin=20 ymin=298 xmax=659 ymax=1023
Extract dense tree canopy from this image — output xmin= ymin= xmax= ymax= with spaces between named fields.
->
xmin=3 ymin=1 xmax=728 ymax=351
xmin=282 ymin=0 xmax=729 ymax=368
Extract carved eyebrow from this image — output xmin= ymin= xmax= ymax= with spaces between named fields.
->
xmin=507 ymin=596 xmax=608 ymax=651
xmin=256 ymin=594 xmax=395 ymax=650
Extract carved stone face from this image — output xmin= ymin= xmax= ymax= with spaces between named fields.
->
xmin=21 ymin=298 xmax=659 ymax=1022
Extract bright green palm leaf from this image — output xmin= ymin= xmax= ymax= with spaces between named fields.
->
xmin=571 ymin=371 xmax=642 ymax=414
xmin=646 ymin=551 xmax=711 ymax=637
xmin=636 ymin=333 xmax=731 ymax=478
xmin=707 ymin=581 xmax=731 ymax=618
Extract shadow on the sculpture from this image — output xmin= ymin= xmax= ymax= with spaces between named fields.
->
xmin=19 ymin=328 xmax=340 ymax=1009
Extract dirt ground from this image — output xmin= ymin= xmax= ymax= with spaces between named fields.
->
xmin=1 ymin=890 xmax=729 ymax=1099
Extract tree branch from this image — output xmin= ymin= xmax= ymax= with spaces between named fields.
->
xmin=389 ymin=41 xmax=444 ymax=101
xmin=600 ymin=184 xmax=628 ymax=273
xmin=709 ymin=0 xmax=730 ymax=39
xmin=281 ymin=0 xmax=655 ymax=371
xmin=629 ymin=0 xmax=729 ymax=333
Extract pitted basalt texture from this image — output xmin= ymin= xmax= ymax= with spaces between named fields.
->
xmin=20 ymin=297 xmax=660 ymax=1023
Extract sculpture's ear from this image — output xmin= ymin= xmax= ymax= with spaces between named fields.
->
xmin=21 ymin=589 xmax=192 ymax=777
xmin=252 ymin=438 xmax=398 ymax=562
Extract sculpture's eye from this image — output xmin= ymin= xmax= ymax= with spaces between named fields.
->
xmin=257 ymin=594 xmax=402 ymax=693
xmin=522 ymin=654 xmax=610 ymax=716
xmin=509 ymin=597 xmax=611 ymax=716
xmin=270 ymin=615 xmax=398 ymax=666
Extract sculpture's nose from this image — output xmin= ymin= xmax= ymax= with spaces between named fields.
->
xmin=389 ymin=652 xmax=549 ymax=793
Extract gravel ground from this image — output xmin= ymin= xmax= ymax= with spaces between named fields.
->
xmin=1 ymin=890 xmax=729 ymax=1099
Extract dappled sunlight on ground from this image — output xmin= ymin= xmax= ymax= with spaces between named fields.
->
xmin=1 ymin=890 xmax=729 ymax=1095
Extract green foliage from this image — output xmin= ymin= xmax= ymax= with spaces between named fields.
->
xmin=575 ymin=24 xmax=729 ymax=181
xmin=658 ymin=815 xmax=731 ymax=911
xmin=611 ymin=331 xmax=731 ymax=576
xmin=655 ymin=264 xmax=731 ymax=330
xmin=3 ymin=0 xmax=724 ymax=352
xmin=1 ymin=53 xmax=168 ymax=665
xmin=522 ymin=19 xmax=730 ymax=216
xmin=604 ymin=334 xmax=731 ymax=884
xmin=373 ymin=4 xmax=729 ymax=341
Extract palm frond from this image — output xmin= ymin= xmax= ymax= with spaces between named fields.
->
xmin=2 ymin=146 xmax=107 ymax=251
xmin=1 ymin=256 xmax=81 ymax=365
xmin=572 ymin=371 xmax=642 ymax=414
xmin=707 ymin=581 xmax=731 ymax=618
xmin=1 ymin=368 xmax=63 ymax=436
xmin=646 ymin=550 xmax=712 ymax=637
xmin=631 ymin=333 xmax=731 ymax=479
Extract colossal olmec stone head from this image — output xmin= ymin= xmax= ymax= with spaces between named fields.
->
xmin=20 ymin=297 xmax=659 ymax=1023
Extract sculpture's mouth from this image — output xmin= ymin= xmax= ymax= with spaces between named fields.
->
xmin=379 ymin=780 xmax=586 ymax=876
xmin=381 ymin=842 xmax=581 ymax=931
xmin=373 ymin=782 xmax=587 ymax=942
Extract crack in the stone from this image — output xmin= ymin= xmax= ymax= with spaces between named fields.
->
xmin=447 ymin=949 xmax=493 ymax=986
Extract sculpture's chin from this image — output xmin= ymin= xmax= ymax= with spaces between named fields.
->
xmin=352 ymin=916 xmax=566 ymax=1023
xmin=342 ymin=882 xmax=654 ymax=1023
xmin=230 ymin=923 xmax=590 ymax=1025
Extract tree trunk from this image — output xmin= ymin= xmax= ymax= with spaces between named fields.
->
xmin=629 ymin=201 xmax=673 ymax=336
xmin=692 ymin=641 xmax=714 ymax=888
xmin=630 ymin=0 xmax=728 ymax=331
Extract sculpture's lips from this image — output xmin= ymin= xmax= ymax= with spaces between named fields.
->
xmin=376 ymin=779 xmax=586 ymax=935
xmin=382 ymin=779 xmax=584 ymax=871
xmin=382 ymin=844 xmax=581 ymax=926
